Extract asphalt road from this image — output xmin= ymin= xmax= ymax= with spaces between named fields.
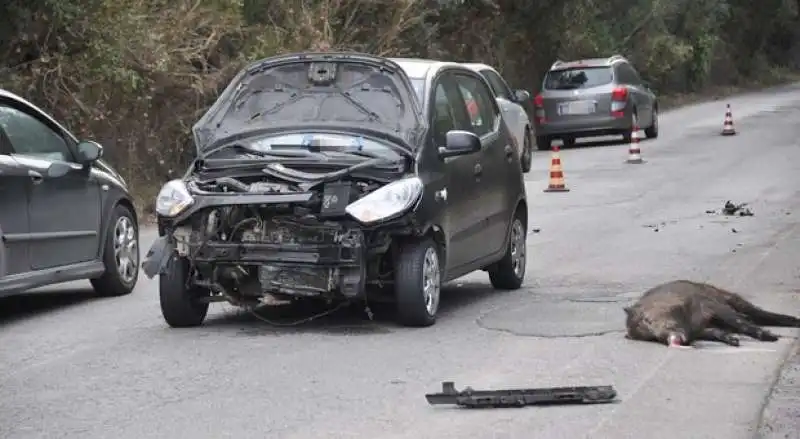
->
xmin=3 ymin=84 xmax=800 ymax=439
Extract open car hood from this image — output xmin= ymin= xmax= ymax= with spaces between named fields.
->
xmin=192 ymin=52 xmax=426 ymax=154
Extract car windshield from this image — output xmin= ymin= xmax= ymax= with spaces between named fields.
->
xmin=193 ymin=56 xmax=422 ymax=152
xmin=544 ymin=67 xmax=613 ymax=90
xmin=409 ymin=78 xmax=424 ymax=102
xmin=238 ymin=132 xmax=404 ymax=160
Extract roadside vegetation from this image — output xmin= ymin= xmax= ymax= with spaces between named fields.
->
xmin=2 ymin=0 xmax=799 ymax=214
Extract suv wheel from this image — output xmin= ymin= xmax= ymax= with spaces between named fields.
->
xmin=644 ymin=107 xmax=659 ymax=138
xmin=91 ymin=204 xmax=139 ymax=297
xmin=521 ymin=128 xmax=533 ymax=173
xmin=159 ymin=254 xmax=209 ymax=327
xmin=489 ymin=210 xmax=526 ymax=290
xmin=536 ymin=135 xmax=551 ymax=151
xmin=394 ymin=238 xmax=442 ymax=327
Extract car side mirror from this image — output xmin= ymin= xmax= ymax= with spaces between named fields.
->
xmin=438 ymin=130 xmax=481 ymax=159
xmin=513 ymin=89 xmax=531 ymax=103
xmin=76 ymin=140 xmax=103 ymax=164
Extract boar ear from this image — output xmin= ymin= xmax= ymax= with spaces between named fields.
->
xmin=623 ymin=306 xmax=633 ymax=316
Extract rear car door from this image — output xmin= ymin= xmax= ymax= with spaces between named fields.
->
xmin=429 ymin=72 xmax=484 ymax=271
xmin=452 ymin=71 xmax=512 ymax=257
xmin=0 ymin=102 xmax=102 ymax=270
xmin=0 ymin=128 xmax=31 ymax=277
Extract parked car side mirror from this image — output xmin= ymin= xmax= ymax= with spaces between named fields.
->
xmin=438 ymin=130 xmax=481 ymax=159
xmin=76 ymin=140 xmax=104 ymax=164
xmin=513 ymin=89 xmax=531 ymax=103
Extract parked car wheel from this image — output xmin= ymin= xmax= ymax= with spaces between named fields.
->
xmin=536 ymin=135 xmax=551 ymax=151
xmin=394 ymin=238 xmax=442 ymax=327
xmin=91 ymin=204 xmax=139 ymax=297
xmin=159 ymin=254 xmax=209 ymax=327
xmin=644 ymin=106 xmax=659 ymax=139
xmin=521 ymin=127 xmax=533 ymax=173
xmin=488 ymin=209 xmax=527 ymax=290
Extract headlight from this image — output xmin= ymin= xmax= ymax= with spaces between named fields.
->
xmin=345 ymin=177 xmax=423 ymax=225
xmin=155 ymin=179 xmax=194 ymax=217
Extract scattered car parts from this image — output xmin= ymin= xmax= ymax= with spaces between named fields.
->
xmin=425 ymin=381 xmax=618 ymax=408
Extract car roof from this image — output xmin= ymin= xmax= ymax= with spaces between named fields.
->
xmin=460 ymin=62 xmax=495 ymax=73
xmin=549 ymin=55 xmax=628 ymax=71
xmin=0 ymin=88 xmax=78 ymax=142
xmin=388 ymin=57 xmax=474 ymax=80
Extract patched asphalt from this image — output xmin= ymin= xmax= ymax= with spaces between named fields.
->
xmin=2 ymin=83 xmax=800 ymax=439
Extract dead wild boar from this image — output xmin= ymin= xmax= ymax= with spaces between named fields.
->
xmin=624 ymin=280 xmax=800 ymax=347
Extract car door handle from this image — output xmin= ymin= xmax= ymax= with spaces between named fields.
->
xmin=474 ymin=163 xmax=482 ymax=177
xmin=28 ymin=169 xmax=43 ymax=184
xmin=504 ymin=144 xmax=514 ymax=157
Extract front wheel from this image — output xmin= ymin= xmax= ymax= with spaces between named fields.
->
xmin=91 ymin=204 xmax=139 ymax=297
xmin=394 ymin=238 xmax=442 ymax=327
xmin=159 ymin=254 xmax=209 ymax=327
xmin=488 ymin=210 xmax=527 ymax=290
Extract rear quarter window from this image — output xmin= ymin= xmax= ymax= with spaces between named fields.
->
xmin=543 ymin=67 xmax=613 ymax=90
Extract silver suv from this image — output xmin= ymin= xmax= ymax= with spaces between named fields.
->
xmin=532 ymin=55 xmax=658 ymax=150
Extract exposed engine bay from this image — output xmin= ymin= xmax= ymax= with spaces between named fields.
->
xmin=163 ymin=174 xmax=415 ymax=307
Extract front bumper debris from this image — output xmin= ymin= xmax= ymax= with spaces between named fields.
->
xmin=425 ymin=381 xmax=618 ymax=408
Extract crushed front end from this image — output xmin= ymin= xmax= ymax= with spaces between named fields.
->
xmin=143 ymin=172 xmax=421 ymax=308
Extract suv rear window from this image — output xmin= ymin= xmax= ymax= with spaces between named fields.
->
xmin=543 ymin=67 xmax=613 ymax=90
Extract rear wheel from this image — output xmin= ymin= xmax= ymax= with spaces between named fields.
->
xmin=394 ymin=238 xmax=442 ymax=327
xmin=91 ymin=204 xmax=139 ymax=297
xmin=536 ymin=135 xmax=551 ymax=151
xmin=488 ymin=209 xmax=527 ymax=290
xmin=644 ymin=106 xmax=659 ymax=138
xmin=159 ymin=254 xmax=209 ymax=327
xmin=521 ymin=128 xmax=533 ymax=173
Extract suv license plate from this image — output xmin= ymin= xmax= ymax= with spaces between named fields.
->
xmin=559 ymin=100 xmax=595 ymax=115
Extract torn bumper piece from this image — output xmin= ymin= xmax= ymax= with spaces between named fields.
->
xmin=425 ymin=381 xmax=618 ymax=408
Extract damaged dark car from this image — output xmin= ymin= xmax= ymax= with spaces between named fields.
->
xmin=142 ymin=52 xmax=528 ymax=328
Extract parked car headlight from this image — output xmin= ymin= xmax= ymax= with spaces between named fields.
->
xmin=155 ymin=179 xmax=194 ymax=217
xmin=345 ymin=177 xmax=423 ymax=225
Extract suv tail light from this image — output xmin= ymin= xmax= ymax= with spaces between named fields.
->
xmin=533 ymin=93 xmax=546 ymax=124
xmin=610 ymin=87 xmax=627 ymax=118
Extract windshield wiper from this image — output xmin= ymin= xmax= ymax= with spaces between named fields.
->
xmin=203 ymin=143 xmax=316 ymax=159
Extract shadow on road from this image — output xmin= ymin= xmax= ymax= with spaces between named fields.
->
xmin=0 ymin=289 xmax=97 ymax=327
xmin=199 ymin=281 xmax=505 ymax=336
xmin=533 ymin=135 xmax=654 ymax=153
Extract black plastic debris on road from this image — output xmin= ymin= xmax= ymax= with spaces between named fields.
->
xmin=425 ymin=381 xmax=618 ymax=409
xmin=707 ymin=200 xmax=754 ymax=216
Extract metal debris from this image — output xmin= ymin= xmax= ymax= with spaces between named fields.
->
xmin=722 ymin=200 xmax=754 ymax=216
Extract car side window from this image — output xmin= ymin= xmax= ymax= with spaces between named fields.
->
xmin=452 ymin=73 xmax=498 ymax=137
xmin=480 ymin=69 xmax=512 ymax=100
xmin=0 ymin=104 xmax=73 ymax=162
xmin=430 ymin=79 xmax=459 ymax=147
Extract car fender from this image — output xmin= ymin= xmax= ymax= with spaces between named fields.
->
xmin=0 ymin=223 xmax=6 ymax=278
xmin=96 ymin=193 xmax=138 ymax=260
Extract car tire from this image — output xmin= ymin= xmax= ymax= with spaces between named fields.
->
xmin=536 ymin=135 xmax=551 ymax=151
xmin=521 ymin=128 xmax=533 ymax=173
xmin=562 ymin=137 xmax=576 ymax=148
xmin=644 ymin=107 xmax=659 ymax=138
xmin=90 ymin=203 xmax=139 ymax=297
xmin=488 ymin=209 xmax=526 ymax=290
xmin=393 ymin=238 xmax=442 ymax=327
xmin=159 ymin=254 xmax=209 ymax=327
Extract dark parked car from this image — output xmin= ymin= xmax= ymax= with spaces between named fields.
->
xmin=533 ymin=55 xmax=659 ymax=150
xmin=0 ymin=89 xmax=140 ymax=298
xmin=142 ymin=52 xmax=528 ymax=328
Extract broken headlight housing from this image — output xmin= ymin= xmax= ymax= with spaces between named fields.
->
xmin=155 ymin=179 xmax=194 ymax=217
xmin=345 ymin=176 xmax=423 ymax=225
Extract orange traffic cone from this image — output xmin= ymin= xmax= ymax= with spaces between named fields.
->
xmin=543 ymin=145 xmax=570 ymax=192
xmin=626 ymin=122 xmax=644 ymax=164
xmin=721 ymin=104 xmax=736 ymax=136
